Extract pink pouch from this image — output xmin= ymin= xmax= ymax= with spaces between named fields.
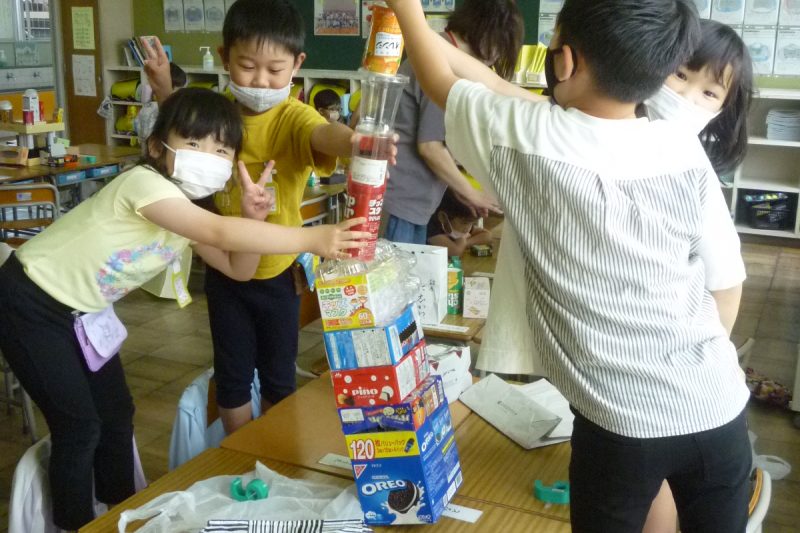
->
xmin=73 ymin=306 xmax=127 ymax=372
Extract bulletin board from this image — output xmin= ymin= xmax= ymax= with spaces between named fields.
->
xmin=133 ymin=0 xmax=541 ymax=69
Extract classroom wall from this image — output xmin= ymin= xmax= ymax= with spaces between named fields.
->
xmin=132 ymin=0 xmax=541 ymax=69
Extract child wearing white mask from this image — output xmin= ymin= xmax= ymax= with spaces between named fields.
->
xmin=141 ymin=0 xmax=397 ymax=436
xmin=427 ymin=189 xmax=492 ymax=257
xmin=0 ymin=87 xmax=368 ymax=531
xmin=428 ymin=15 xmax=753 ymax=533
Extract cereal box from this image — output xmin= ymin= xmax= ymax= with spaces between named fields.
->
xmin=323 ymin=304 xmax=424 ymax=370
xmin=338 ymin=374 xmax=447 ymax=434
xmin=347 ymin=399 xmax=462 ymax=525
xmin=331 ymin=341 xmax=429 ymax=408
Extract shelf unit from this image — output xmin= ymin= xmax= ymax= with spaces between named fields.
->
xmin=102 ymin=66 xmax=365 ymax=148
xmin=730 ymin=87 xmax=800 ymax=239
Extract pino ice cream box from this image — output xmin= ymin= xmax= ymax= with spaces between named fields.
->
xmin=338 ymin=374 xmax=447 ymax=434
xmin=331 ymin=341 xmax=429 ymax=408
xmin=323 ymin=304 xmax=424 ymax=370
xmin=346 ymin=399 xmax=462 ymax=525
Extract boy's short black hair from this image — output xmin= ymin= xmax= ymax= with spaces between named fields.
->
xmin=438 ymin=189 xmax=477 ymax=221
xmin=313 ymin=88 xmax=341 ymax=110
xmin=557 ymin=0 xmax=700 ymax=103
xmin=222 ymin=0 xmax=305 ymax=57
xmin=143 ymin=88 xmax=243 ymax=175
xmin=170 ymin=63 xmax=187 ymax=89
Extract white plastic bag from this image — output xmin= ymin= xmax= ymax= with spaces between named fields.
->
xmin=118 ymin=462 xmax=363 ymax=533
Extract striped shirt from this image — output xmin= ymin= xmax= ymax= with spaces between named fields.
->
xmin=445 ymin=80 xmax=749 ymax=438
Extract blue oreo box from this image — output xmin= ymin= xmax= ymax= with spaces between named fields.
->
xmin=324 ymin=303 xmax=424 ymax=370
xmin=346 ymin=398 xmax=462 ymax=525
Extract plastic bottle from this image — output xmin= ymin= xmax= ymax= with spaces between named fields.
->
xmin=200 ymin=46 xmax=214 ymax=71
xmin=22 ymin=89 xmax=40 ymax=125
xmin=0 ymin=101 xmax=12 ymax=123
xmin=362 ymin=2 xmax=404 ymax=75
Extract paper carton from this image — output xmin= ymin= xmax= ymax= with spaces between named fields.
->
xmin=347 ymin=400 xmax=462 ymax=525
xmin=331 ymin=341 xmax=429 ymax=408
xmin=462 ymin=276 xmax=491 ymax=319
xmin=323 ymin=304 xmax=424 ymax=370
xmin=338 ymin=374 xmax=447 ymax=434
xmin=426 ymin=344 xmax=473 ymax=404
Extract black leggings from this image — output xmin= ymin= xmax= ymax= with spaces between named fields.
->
xmin=569 ymin=407 xmax=751 ymax=533
xmin=0 ymin=254 xmax=135 ymax=530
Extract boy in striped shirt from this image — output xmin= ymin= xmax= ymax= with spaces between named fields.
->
xmin=386 ymin=0 xmax=751 ymax=531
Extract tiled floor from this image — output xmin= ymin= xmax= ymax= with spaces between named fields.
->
xmin=1 ymin=241 xmax=799 ymax=532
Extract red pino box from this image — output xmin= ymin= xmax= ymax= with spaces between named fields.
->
xmin=331 ymin=341 xmax=429 ymax=408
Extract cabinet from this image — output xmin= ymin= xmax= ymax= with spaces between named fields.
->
xmin=103 ymin=65 xmax=364 ymax=147
xmin=730 ymin=88 xmax=800 ymax=238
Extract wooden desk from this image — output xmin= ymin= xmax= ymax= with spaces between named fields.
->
xmin=80 ymin=447 xmax=569 ymax=533
xmin=221 ymin=373 xmax=472 ymax=478
xmin=0 ymin=143 xmax=139 ymax=184
xmin=453 ymin=413 xmax=571 ymax=522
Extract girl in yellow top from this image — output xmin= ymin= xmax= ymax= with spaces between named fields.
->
xmin=0 ymin=88 xmax=366 ymax=531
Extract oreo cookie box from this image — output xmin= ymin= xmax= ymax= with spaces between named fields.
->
xmin=324 ymin=304 xmax=424 ymax=370
xmin=346 ymin=398 xmax=462 ymax=525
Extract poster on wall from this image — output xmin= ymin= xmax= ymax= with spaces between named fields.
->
xmin=72 ymin=54 xmax=97 ymax=97
xmin=183 ymin=0 xmax=206 ymax=32
xmin=71 ymin=7 xmax=95 ymax=50
xmin=204 ymin=0 xmax=225 ymax=32
xmin=163 ymin=0 xmax=185 ymax=32
xmin=421 ymin=0 xmax=455 ymax=13
xmin=314 ymin=0 xmax=360 ymax=36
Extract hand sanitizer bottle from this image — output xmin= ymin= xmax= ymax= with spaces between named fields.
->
xmin=200 ymin=47 xmax=214 ymax=71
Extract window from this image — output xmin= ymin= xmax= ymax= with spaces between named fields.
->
xmin=21 ymin=0 xmax=50 ymax=41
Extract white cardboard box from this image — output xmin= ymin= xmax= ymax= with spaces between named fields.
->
xmin=745 ymin=0 xmax=780 ymax=25
xmin=426 ymin=343 xmax=472 ymax=404
xmin=774 ymin=26 xmax=800 ymax=75
xmin=392 ymin=242 xmax=448 ymax=326
xmin=462 ymin=276 xmax=491 ymax=319
xmin=743 ymin=25 xmax=778 ymax=74
xmin=712 ymin=0 xmax=746 ymax=25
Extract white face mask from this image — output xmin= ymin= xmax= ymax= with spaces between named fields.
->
xmin=644 ymin=84 xmax=721 ymax=134
xmin=325 ymin=111 xmax=341 ymax=122
xmin=162 ymin=143 xmax=233 ymax=199
xmin=228 ymin=79 xmax=292 ymax=113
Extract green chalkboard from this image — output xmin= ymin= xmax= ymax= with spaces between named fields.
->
xmin=133 ymin=0 xmax=541 ymax=69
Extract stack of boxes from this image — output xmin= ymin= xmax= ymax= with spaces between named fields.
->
xmin=316 ymin=268 xmax=463 ymax=526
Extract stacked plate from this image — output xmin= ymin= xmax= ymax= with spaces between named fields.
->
xmin=766 ymin=108 xmax=800 ymax=142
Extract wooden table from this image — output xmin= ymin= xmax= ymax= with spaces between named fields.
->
xmin=220 ymin=372 xmax=473 ymax=479
xmin=0 ymin=143 xmax=139 ymax=184
xmin=80 ymin=447 xmax=569 ymax=533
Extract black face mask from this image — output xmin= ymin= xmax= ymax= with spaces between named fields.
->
xmin=544 ymin=46 xmax=578 ymax=105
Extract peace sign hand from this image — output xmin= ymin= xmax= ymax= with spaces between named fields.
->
xmin=238 ymin=160 xmax=276 ymax=221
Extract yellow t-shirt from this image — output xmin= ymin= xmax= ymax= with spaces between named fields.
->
xmin=214 ymin=98 xmax=336 ymax=279
xmin=16 ymin=165 xmax=191 ymax=312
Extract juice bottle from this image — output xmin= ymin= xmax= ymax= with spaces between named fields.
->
xmin=362 ymin=2 xmax=404 ymax=75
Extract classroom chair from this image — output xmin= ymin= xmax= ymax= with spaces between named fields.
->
xmin=168 ymin=368 xmax=261 ymax=470
xmin=0 ymin=183 xmax=60 ymax=247
xmin=8 ymin=435 xmax=147 ymax=533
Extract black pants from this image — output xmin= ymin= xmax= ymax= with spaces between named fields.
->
xmin=569 ymin=407 xmax=751 ymax=533
xmin=205 ymin=265 xmax=300 ymax=408
xmin=0 ymin=254 xmax=135 ymax=530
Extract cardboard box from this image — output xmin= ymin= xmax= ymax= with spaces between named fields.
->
xmin=462 ymin=276 xmax=491 ymax=319
xmin=316 ymin=269 xmax=397 ymax=331
xmin=331 ymin=341 xmax=429 ymax=408
xmin=427 ymin=344 xmax=473 ymax=404
xmin=743 ymin=25 xmax=778 ymax=74
xmin=745 ymin=0 xmax=780 ymax=25
xmin=392 ymin=243 xmax=448 ymax=326
xmin=324 ymin=304 xmax=424 ymax=370
xmin=774 ymin=26 xmax=800 ymax=75
xmin=712 ymin=0 xmax=746 ymax=25
xmin=339 ymin=374 xmax=447 ymax=434
xmin=347 ymin=400 xmax=462 ymax=525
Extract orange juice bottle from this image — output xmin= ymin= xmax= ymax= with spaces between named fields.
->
xmin=361 ymin=2 xmax=404 ymax=75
